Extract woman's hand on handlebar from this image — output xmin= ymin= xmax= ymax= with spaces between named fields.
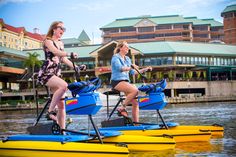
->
xmin=75 ymin=64 xmax=86 ymax=72
xmin=131 ymin=64 xmax=139 ymax=70
xmin=70 ymin=52 xmax=78 ymax=59
xmin=79 ymin=64 xmax=86 ymax=71
xmin=146 ymin=66 xmax=152 ymax=71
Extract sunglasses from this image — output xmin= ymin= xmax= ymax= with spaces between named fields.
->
xmin=56 ymin=26 xmax=66 ymax=32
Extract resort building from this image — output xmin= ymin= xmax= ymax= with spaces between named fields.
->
xmin=0 ymin=18 xmax=44 ymax=50
xmin=221 ymin=4 xmax=236 ymax=45
xmin=1 ymin=40 xmax=235 ymax=101
xmin=100 ymin=15 xmax=224 ymax=44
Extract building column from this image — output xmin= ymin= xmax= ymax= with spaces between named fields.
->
xmin=208 ymin=56 xmax=212 ymax=65
xmin=131 ymin=53 xmax=136 ymax=83
xmin=22 ymin=95 xmax=25 ymax=101
xmin=2 ymin=82 xmax=7 ymax=90
xmin=208 ymin=68 xmax=211 ymax=81
xmin=171 ymin=88 xmax=175 ymax=98
xmin=230 ymin=69 xmax=232 ymax=80
xmin=173 ymin=54 xmax=176 ymax=65
xmin=95 ymin=56 xmax=98 ymax=67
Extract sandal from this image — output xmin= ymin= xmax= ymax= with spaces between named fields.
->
xmin=117 ymin=107 xmax=128 ymax=117
xmin=46 ymin=111 xmax=57 ymax=121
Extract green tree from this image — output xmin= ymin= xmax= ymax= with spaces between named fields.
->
xmin=23 ymin=52 xmax=42 ymax=74
xmin=186 ymin=70 xmax=193 ymax=80
xmin=23 ymin=52 xmax=42 ymax=101
xmin=168 ymin=70 xmax=175 ymax=81
xmin=156 ymin=71 xmax=163 ymax=80
xmin=196 ymin=71 xmax=201 ymax=80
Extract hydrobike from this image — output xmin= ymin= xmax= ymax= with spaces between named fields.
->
xmin=62 ymin=78 xmax=176 ymax=152
xmin=0 ymin=78 xmax=129 ymax=157
xmin=100 ymin=70 xmax=223 ymax=142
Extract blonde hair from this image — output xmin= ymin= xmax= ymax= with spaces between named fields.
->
xmin=46 ymin=21 xmax=63 ymax=39
xmin=114 ymin=41 xmax=127 ymax=54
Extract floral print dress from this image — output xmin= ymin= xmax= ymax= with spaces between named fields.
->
xmin=37 ymin=40 xmax=63 ymax=85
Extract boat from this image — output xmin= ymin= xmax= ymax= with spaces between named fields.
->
xmin=0 ymin=135 xmax=129 ymax=157
xmin=99 ymin=125 xmax=212 ymax=143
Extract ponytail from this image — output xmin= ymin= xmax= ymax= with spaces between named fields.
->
xmin=114 ymin=41 xmax=127 ymax=54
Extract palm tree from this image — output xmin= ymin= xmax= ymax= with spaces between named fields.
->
xmin=23 ymin=52 xmax=42 ymax=101
xmin=23 ymin=52 xmax=42 ymax=74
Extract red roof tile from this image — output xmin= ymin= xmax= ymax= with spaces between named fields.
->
xmin=25 ymin=31 xmax=44 ymax=41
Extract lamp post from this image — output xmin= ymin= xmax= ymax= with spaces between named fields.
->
xmin=32 ymin=73 xmax=36 ymax=102
xmin=0 ymin=90 xmax=3 ymax=102
xmin=28 ymin=74 xmax=36 ymax=102
xmin=187 ymin=81 xmax=191 ymax=98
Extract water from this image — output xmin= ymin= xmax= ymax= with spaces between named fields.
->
xmin=0 ymin=101 xmax=236 ymax=157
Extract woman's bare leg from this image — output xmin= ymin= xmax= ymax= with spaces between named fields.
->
xmin=46 ymin=75 xmax=67 ymax=127
xmin=57 ymin=100 xmax=66 ymax=129
xmin=114 ymin=81 xmax=139 ymax=122
xmin=130 ymin=99 xmax=139 ymax=123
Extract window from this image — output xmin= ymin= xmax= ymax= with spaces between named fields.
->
xmin=120 ymin=27 xmax=136 ymax=32
xmin=211 ymin=27 xmax=220 ymax=32
xmin=182 ymin=56 xmax=186 ymax=64
xmin=110 ymin=28 xmax=119 ymax=33
xmin=224 ymin=12 xmax=233 ymax=18
xmin=183 ymin=25 xmax=189 ymax=30
xmin=156 ymin=25 xmax=171 ymax=30
xmin=165 ymin=33 xmax=181 ymax=37
xmin=195 ymin=57 xmax=200 ymax=64
xmin=138 ymin=27 xmax=154 ymax=32
xmin=173 ymin=24 xmax=183 ymax=29
xmin=182 ymin=32 xmax=190 ymax=37
xmin=144 ymin=58 xmax=151 ymax=66
xmin=167 ymin=57 xmax=172 ymax=64
xmin=213 ymin=58 xmax=216 ymax=65
xmin=193 ymin=34 xmax=208 ymax=38
xmin=177 ymin=56 xmax=182 ymax=64
xmin=156 ymin=58 xmax=162 ymax=65
xmin=193 ymin=25 xmax=208 ymax=31
xmin=150 ymin=58 xmax=157 ymax=65
xmin=156 ymin=34 xmax=164 ymax=37
xmin=186 ymin=57 xmax=190 ymax=64
xmin=138 ymin=34 xmax=155 ymax=39
xmin=206 ymin=57 xmax=209 ymax=65
xmin=190 ymin=57 xmax=194 ymax=64
xmin=112 ymin=35 xmax=136 ymax=40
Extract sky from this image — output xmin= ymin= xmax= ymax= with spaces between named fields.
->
xmin=0 ymin=0 xmax=235 ymax=44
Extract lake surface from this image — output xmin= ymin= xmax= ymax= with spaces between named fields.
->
xmin=0 ymin=100 xmax=236 ymax=157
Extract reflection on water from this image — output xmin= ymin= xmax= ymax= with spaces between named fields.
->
xmin=129 ymin=149 xmax=175 ymax=157
xmin=0 ymin=101 xmax=236 ymax=156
